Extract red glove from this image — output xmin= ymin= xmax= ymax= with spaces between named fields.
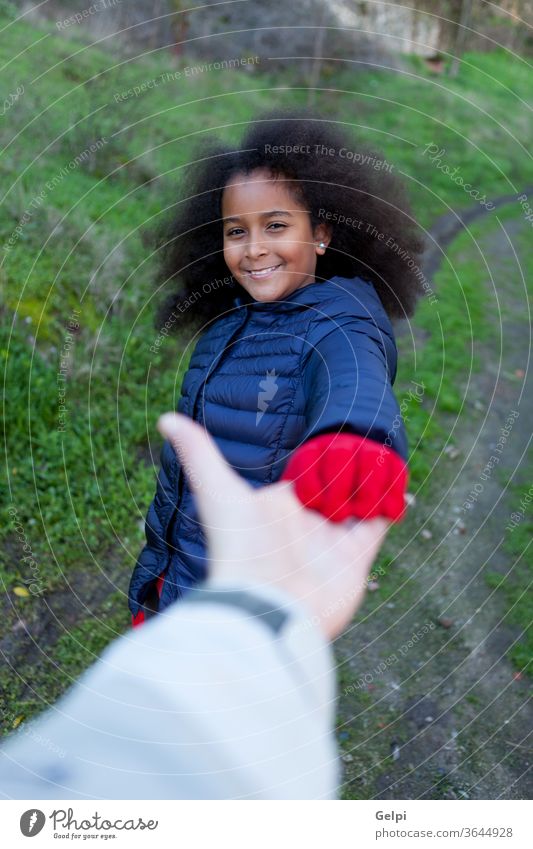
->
xmin=281 ymin=432 xmax=408 ymax=523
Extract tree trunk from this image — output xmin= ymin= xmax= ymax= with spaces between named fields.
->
xmin=307 ymin=5 xmax=328 ymax=108
xmin=449 ymin=0 xmax=474 ymax=77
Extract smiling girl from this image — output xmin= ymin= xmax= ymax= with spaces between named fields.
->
xmin=129 ymin=111 xmax=425 ymax=624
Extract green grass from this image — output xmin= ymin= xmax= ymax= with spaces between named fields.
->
xmin=338 ymin=201 xmax=532 ymax=796
xmin=501 ymin=476 xmax=533 ymax=674
xmin=0 ymin=592 xmax=129 ymax=728
xmin=482 ymin=216 xmax=533 ymax=679
xmin=1 ymin=9 xmax=532 ymax=731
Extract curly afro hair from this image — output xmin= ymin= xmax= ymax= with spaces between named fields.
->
xmin=152 ymin=109 xmax=426 ymax=331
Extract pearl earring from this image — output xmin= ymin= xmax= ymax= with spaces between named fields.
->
xmin=319 ymin=241 xmax=326 ymax=249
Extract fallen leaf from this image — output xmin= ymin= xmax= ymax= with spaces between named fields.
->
xmin=13 ymin=586 xmax=30 ymax=598
xmin=12 ymin=715 xmax=24 ymax=728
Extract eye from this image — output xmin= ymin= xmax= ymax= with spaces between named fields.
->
xmin=225 ymin=227 xmax=244 ymax=237
xmin=267 ymin=222 xmax=287 ymax=231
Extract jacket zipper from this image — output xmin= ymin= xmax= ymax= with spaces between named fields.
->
xmin=163 ymin=308 xmax=250 ymax=552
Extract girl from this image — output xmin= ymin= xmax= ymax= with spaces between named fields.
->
xmin=129 ymin=111 xmax=425 ymax=625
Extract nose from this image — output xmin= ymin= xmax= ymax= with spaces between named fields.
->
xmin=244 ymin=234 xmax=268 ymax=261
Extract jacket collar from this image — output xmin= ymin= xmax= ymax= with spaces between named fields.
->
xmin=232 ymin=276 xmax=378 ymax=312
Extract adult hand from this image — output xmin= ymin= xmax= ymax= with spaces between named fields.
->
xmin=158 ymin=413 xmax=390 ymax=640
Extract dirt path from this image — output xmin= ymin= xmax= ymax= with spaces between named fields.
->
xmin=336 ymin=205 xmax=532 ymax=799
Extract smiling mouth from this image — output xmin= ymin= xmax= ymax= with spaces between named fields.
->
xmin=244 ymin=264 xmax=282 ymax=280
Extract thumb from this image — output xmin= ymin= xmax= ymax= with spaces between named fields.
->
xmin=157 ymin=412 xmax=252 ymax=526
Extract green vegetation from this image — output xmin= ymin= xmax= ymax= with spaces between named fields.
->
xmin=485 ymin=475 xmax=532 ymax=676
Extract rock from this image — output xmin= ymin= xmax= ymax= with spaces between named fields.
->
xmin=368 ymin=580 xmax=380 ymax=592
xmin=421 ymin=528 xmax=433 ymax=540
xmin=444 ymin=445 xmax=460 ymax=459
xmin=342 ymin=753 xmax=354 ymax=763
xmin=438 ymin=617 xmax=454 ymax=629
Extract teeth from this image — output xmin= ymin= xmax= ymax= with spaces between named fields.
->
xmin=248 ymin=265 xmax=279 ymax=277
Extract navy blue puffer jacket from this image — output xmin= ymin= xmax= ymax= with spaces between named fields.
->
xmin=128 ymin=275 xmax=407 ymax=617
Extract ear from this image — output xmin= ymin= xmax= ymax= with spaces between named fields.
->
xmin=313 ymin=222 xmax=332 ymax=255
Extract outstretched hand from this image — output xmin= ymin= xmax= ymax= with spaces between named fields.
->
xmin=158 ymin=413 xmax=390 ymax=640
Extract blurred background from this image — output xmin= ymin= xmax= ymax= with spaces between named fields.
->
xmin=1 ymin=0 xmax=532 ymax=799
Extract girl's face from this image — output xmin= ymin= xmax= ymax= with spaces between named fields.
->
xmin=222 ymin=168 xmax=330 ymax=302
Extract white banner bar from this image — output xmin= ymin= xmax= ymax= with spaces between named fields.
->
xmin=0 ymin=799 xmax=530 ymax=847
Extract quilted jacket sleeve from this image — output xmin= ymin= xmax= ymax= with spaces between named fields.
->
xmin=128 ymin=439 xmax=179 ymax=617
xmin=302 ymin=315 xmax=408 ymax=461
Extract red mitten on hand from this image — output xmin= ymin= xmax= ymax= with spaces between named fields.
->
xmin=281 ymin=432 xmax=408 ymax=523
